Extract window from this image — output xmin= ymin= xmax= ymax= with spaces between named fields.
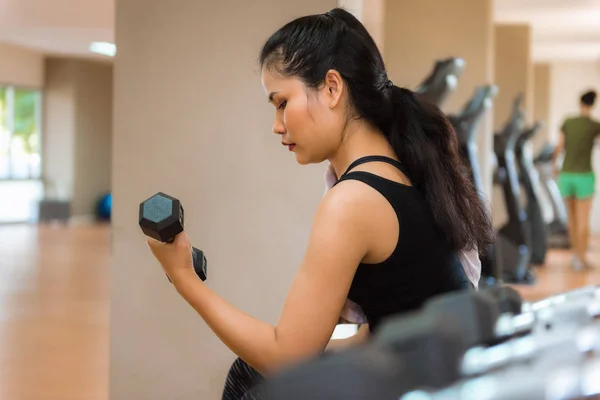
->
xmin=0 ymin=85 xmax=42 ymax=180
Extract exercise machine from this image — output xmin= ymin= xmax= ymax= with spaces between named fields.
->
xmin=447 ymin=85 xmax=500 ymax=286
xmin=534 ymin=143 xmax=570 ymax=248
xmin=493 ymin=94 xmax=535 ymax=284
xmin=255 ymin=284 xmax=600 ymax=400
xmin=515 ymin=122 xmax=548 ymax=265
xmin=415 ymin=57 xmax=465 ymax=109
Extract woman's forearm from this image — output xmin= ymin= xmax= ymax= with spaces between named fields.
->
xmin=171 ymin=270 xmax=281 ymax=375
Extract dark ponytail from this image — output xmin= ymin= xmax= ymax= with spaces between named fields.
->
xmin=388 ymin=86 xmax=492 ymax=252
xmin=260 ymin=8 xmax=493 ymax=253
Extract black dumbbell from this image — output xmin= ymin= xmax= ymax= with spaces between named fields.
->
xmin=139 ymin=192 xmax=207 ymax=281
xmin=409 ymin=321 xmax=600 ymax=399
xmin=423 ymin=289 xmax=501 ymax=349
xmin=419 ymin=286 xmax=530 ymax=351
xmin=373 ymin=310 xmax=467 ymax=389
xmin=259 ymin=287 xmax=599 ymax=400
xmin=485 ymin=285 xmax=523 ymax=315
xmin=256 ymin=311 xmax=467 ymax=400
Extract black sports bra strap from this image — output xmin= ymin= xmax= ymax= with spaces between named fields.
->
xmin=341 ymin=155 xmax=408 ymax=178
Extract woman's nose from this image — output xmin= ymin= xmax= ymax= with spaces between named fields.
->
xmin=272 ymin=119 xmax=286 ymax=135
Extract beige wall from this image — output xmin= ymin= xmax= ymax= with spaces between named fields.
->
xmin=533 ymin=62 xmax=552 ymax=151
xmin=0 ymin=42 xmax=44 ymax=88
xmin=111 ymin=1 xmax=335 ymax=399
xmin=43 ymin=57 xmax=113 ymax=217
xmin=548 ymin=61 xmax=600 ymax=233
xmin=381 ymin=0 xmax=495 ymax=202
xmin=493 ymin=24 xmax=534 ymax=129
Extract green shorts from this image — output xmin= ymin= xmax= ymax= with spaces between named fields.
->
xmin=558 ymin=172 xmax=596 ymax=199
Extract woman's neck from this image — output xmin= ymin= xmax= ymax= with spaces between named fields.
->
xmin=328 ymin=120 xmax=397 ymax=178
xmin=581 ymin=106 xmax=592 ymax=117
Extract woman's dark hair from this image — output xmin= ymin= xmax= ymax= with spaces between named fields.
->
xmin=259 ymin=8 xmax=493 ymax=253
xmin=581 ymin=90 xmax=597 ymax=107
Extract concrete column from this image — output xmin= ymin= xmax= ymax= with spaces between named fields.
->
xmin=43 ymin=58 xmax=113 ymax=219
xmin=380 ymin=0 xmax=495 ymax=203
xmin=111 ymin=1 xmax=335 ymax=399
xmin=533 ymin=62 xmax=552 ymax=150
xmin=489 ymin=24 xmax=533 ymax=226
xmin=43 ymin=59 xmax=76 ymax=202
xmin=493 ymin=24 xmax=534 ymax=129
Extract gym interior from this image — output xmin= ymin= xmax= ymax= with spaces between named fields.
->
xmin=1 ymin=0 xmax=600 ymax=399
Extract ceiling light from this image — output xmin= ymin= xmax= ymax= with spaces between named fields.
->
xmin=89 ymin=42 xmax=116 ymax=57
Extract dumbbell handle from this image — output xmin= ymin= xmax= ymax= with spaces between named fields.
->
xmin=191 ymin=246 xmax=208 ymax=281
xmin=163 ymin=236 xmax=207 ymax=282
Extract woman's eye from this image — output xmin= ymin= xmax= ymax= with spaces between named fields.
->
xmin=277 ymin=101 xmax=287 ymax=110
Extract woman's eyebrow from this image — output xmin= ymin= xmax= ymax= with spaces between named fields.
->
xmin=268 ymin=92 xmax=279 ymax=103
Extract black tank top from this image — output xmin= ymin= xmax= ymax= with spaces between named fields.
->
xmin=334 ymin=155 xmax=470 ymax=333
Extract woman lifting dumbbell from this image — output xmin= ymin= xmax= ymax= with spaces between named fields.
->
xmin=146 ymin=7 xmax=493 ymax=399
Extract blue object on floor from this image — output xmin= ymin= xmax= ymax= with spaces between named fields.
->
xmin=96 ymin=193 xmax=112 ymax=221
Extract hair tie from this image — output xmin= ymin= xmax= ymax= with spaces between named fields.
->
xmin=386 ymin=80 xmax=394 ymax=89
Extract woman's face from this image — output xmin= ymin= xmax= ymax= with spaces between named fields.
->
xmin=261 ymin=67 xmax=346 ymax=165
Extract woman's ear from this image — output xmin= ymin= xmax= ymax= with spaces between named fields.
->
xmin=324 ymin=69 xmax=344 ymax=109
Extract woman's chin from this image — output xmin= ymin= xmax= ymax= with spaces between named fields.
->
xmin=292 ymin=151 xmax=306 ymax=165
xmin=295 ymin=152 xmax=330 ymax=166
xmin=294 ymin=153 xmax=314 ymax=166
xmin=295 ymin=158 xmax=310 ymax=166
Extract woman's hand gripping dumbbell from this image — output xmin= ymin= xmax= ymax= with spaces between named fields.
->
xmin=139 ymin=192 xmax=207 ymax=282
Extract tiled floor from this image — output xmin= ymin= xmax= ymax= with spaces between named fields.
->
xmin=0 ymin=223 xmax=597 ymax=399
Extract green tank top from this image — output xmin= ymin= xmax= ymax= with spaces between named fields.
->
xmin=560 ymin=116 xmax=600 ymax=173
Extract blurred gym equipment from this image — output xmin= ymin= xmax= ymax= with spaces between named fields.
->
xmin=534 ymin=143 xmax=571 ymax=249
xmin=515 ymin=122 xmax=548 ymax=265
xmin=493 ymin=94 xmax=535 ymax=284
xmin=256 ymin=285 xmax=600 ymax=400
xmin=447 ymin=85 xmax=501 ymax=287
xmin=415 ymin=57 xmax=465 ymax=109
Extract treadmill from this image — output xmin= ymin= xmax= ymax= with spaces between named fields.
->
xmin=534 ymin=143 xmax=570 ymax=248
xmin=415 ymin=57 xmax=465 ymax=109
xmin=493 ymin=94 xmax=535 ymax=284
xmin=515 ymin=121 xmax=548 ymax=265
xmin=447 ymin=85 xmax=500 ymax=287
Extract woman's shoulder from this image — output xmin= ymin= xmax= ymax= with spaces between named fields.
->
xmin=317 ymin=178 xmax=397 ymax=229
xmin=321 ymin=178 xmax=382 ymax=215
xmin=319 ymin=177 xmax=400 ymax=238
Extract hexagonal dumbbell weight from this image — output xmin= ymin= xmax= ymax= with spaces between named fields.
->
xmin=139 ymin=192 xmax=207 ymax=281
